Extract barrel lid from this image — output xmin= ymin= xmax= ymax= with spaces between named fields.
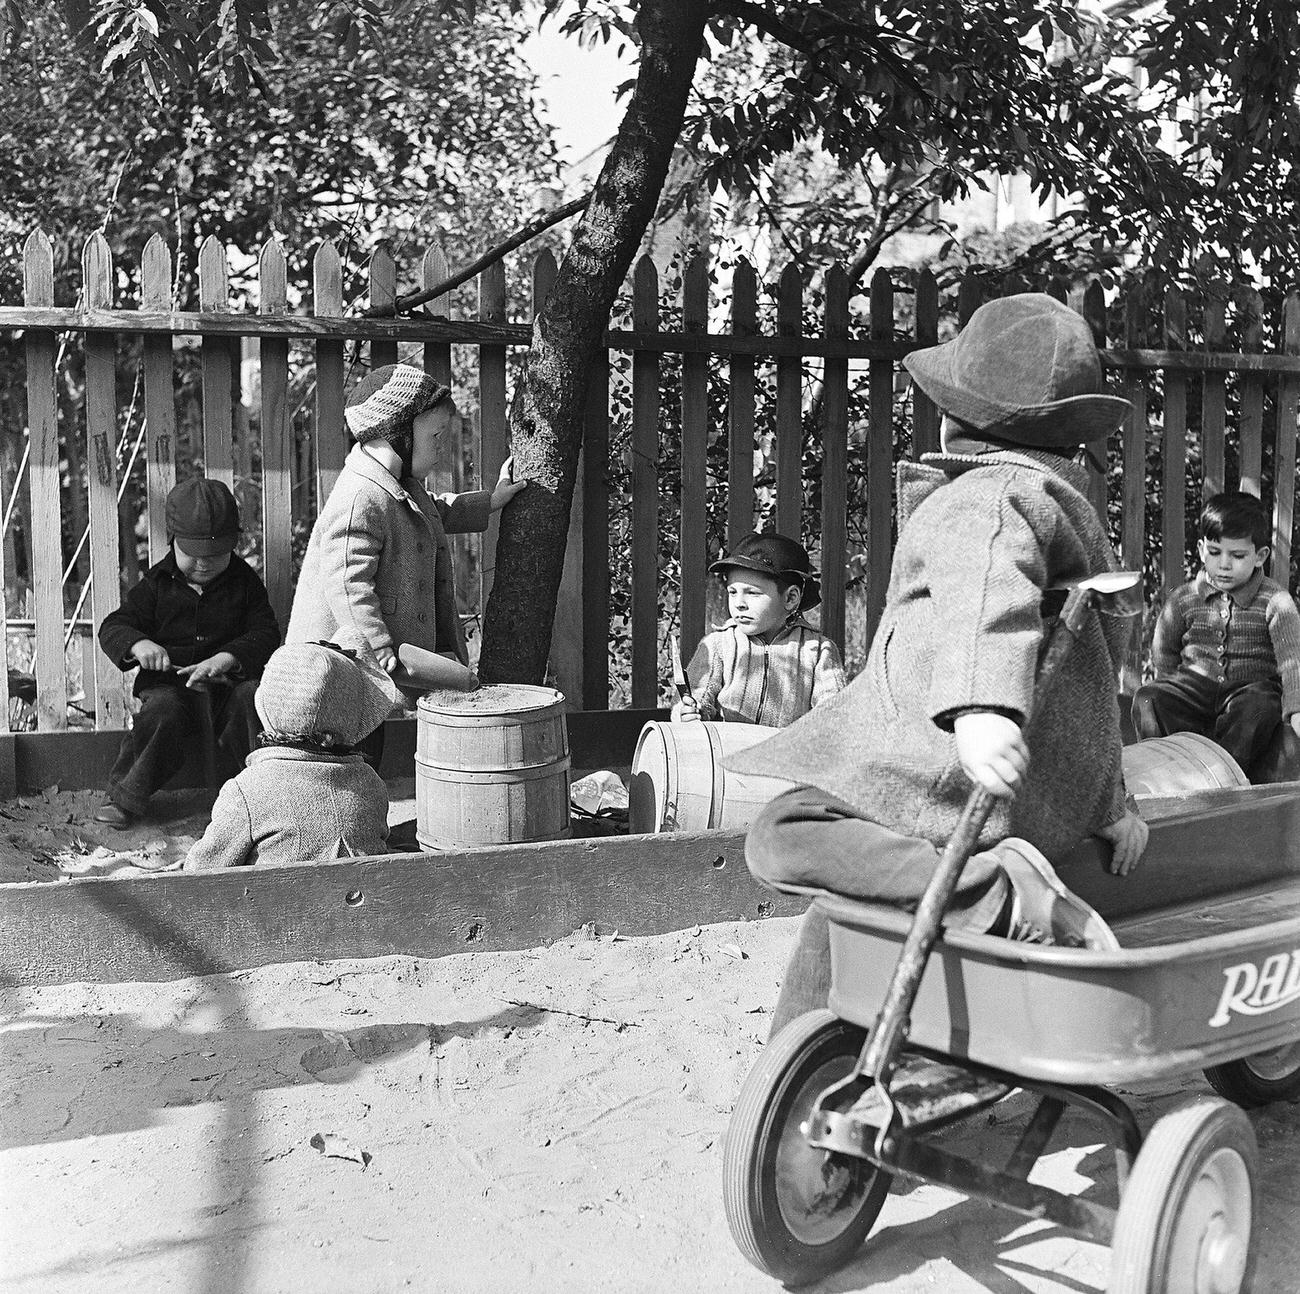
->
xmin=417 ymin=683 xmax=565 ymax=717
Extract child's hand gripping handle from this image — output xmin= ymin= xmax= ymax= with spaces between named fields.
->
xmin=857 ymin=570 xmax=1140 ymax=1085
xmin=669 ymin=632 xmax=699 ymax=722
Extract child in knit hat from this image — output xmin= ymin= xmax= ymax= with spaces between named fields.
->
xmin=287 ymin=363 xmax=525 ymax=768
xmin=185 ymin=630 xmax=400 ymax=869
xmin=671 ymin=531 xmax=845 ymax=727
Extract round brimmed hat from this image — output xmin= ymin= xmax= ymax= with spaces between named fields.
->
xmin=709 ymin=531 xmax=821 ymax=610
xmin=345 ymin=363 xmax=451 ymax=444
xmin=166 ymin=477 xmax=240 ymax=557
xmin=903 ymin=293 xmax=1130 ymax=447
xmin=255 ymin=629 xmax=401 ymax=748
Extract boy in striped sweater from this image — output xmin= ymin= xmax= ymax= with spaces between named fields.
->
xmin=671 ymin=532 xmax=845 ymax=728
xmin=1133 ymin=490 xmax=1300 ymax=777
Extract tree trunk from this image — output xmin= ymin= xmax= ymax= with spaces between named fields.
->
xmin=477 ymin=0 xmax=708 ymax=685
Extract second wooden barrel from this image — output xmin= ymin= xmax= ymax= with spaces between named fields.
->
xmin=628 ymin=721 xmax=796 ymax=834
xmin=1121 ymin=732 xmax=1250 ymax=798
xmin=416 ymin=684 xmax=571 ymax=850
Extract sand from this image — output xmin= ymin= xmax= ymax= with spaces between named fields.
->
xmin=3 ymin=913 xmax=1299 ymax=1294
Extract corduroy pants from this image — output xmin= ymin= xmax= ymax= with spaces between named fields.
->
xmin=1131 ymin=671 xmax=1281 ymax=778
xmin=746 ymin=785 xmax=1009 ymax=1037
xmin=107 ymin=681 xmax=261 ymax=814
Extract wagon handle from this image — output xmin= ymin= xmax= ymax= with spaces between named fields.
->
xmin=855 ymin=571 xmax=1141 ymax=1087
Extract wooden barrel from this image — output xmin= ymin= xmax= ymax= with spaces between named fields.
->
xmin=1121 ymin=732 xmax=1250 ymax=798
xmin=628 ymin=721 xmax=796 ymax=834
xmin=415 ymin=684 xmax=571 ymax=850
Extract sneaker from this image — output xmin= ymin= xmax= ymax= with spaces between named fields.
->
xmin=993 ymin=838 xmax=1120 ymax=951
xmin=94 ymin=802 xmax=136 ymax=830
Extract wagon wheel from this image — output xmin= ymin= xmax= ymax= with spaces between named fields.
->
xmin=1204 ymin=1041 xmax=1300 ymax=1108
xmin=1109 ymin=1095 xmax=1257 ymax=1294
xmin=723 ymin=1009 xmax=891 ymax=1287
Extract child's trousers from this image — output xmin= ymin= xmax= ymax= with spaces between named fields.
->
xmin=107 ymin=681 xmax=261 ymax=815
xmin=1131 ymin=672 xmax=1281 ymax=777
xmin=747 ymin=786 xmax=1009 ymax=1037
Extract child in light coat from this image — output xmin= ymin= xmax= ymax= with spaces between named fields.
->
xmin=185 ymin=631 xmax=399 ymax=869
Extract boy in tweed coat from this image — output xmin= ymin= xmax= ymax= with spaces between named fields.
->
xmin=730 ymin=294 xmax=1149 ymax=1034
xmin=1132 ymin=491 xmax=1300 ymax=777
xmin=185 ymin=630 xmax=399 ymax=869
xmin=287 ymin=364 xmax=525 ymax=765
xmin=671 ymin=532 xmax=846 ymax=728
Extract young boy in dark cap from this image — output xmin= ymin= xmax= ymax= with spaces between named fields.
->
xmin=729 ymin=293 xmax=1149 ymax=1033
xmin=287 ymin=363 xmax=525 ymax=765
xmin=184 ymin=629 xmax=398 ymax=869
xmin=1133 ymin=489 xmax=1300 ymax=777
xmin=95 ymin=478 xmax=281 ymax=827
xmin=671 ymin=531 xmax=845 ymax=727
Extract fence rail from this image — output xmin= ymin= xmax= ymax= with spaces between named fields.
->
xmin=4 ymin=229 xmax=1300 ymax=734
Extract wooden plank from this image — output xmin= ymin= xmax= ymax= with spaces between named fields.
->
xmin=864 ymin=268 xmax=893 ymax=649
xmin=22 ymin=231 xmax=67 ymax=732
xmin=957 ymin=271 xmax=984 ymax=326
xmin=313 ymin=240 xmax=347 ymax=506
xmin=727 ymin=260 xmax=757 ymax=548
xmin=775 ymin=264 xmax=803 ymax=538
xmin=679 ymin=254 xmax=709 ymax=660
xmin=82 ymin=234 xmax=127 ymax=730
xmin=1083 ymin=280 xmax=1107 ymax=516
xmin=259 ymin=239 xmax=293 ymax=629
xmin=140 ymin=234 xmax=176 ymax=564
xmin=0 ymin=828 xmax=802 ymax=988
xmin=582 ymin=347 xmax=611 ymax=710
xmin=1121 ymin=285 xmax=1149 ymax=694
xmin=368 ymin=242 xmax=398 ymax=370
xmin=198 ymin=235 xmax=234 ymax=488
xmin=911 ymin=268 xmax=940 ymax=457
xmin=1238 ymin=289 xmax=1264 ymax=496
xmin=477 ymin=260 xmax=508 ymax=615
xmin=1273 ymin=293 xmax=1300 ymax=576
xmin=820 ymin=264 xmax=849 ymax=651
xmin=421 ymin=243 xmax=454 ymax=387
xmin=1162 ymin=287 xmax=1188 ymax=600
xmin=630 ymin=256 xmax=660 ymax=710
xmin=1201 ymin=280 xmax=1227 ymax=501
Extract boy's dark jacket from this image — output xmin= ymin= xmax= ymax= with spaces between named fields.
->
xmin=728 ymin=448 xmax=1131 ymax=861
xmin=98 ymin=553 xmax=281 ymax=695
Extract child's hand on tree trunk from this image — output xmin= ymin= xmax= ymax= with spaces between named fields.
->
xmin=490 ymin=456 xmax=528 ymax=511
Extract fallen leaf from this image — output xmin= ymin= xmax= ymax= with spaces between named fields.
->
xmin=309 ymin=1132 xmax=372 ymax=1168
xmin=719 ymin=943 xmax=747 ymax=961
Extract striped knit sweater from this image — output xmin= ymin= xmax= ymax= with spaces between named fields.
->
xmin=1153 ymin=570 xmax=1300 ymax=716
xmin=685 ymin=619 xmax=846 ymax=727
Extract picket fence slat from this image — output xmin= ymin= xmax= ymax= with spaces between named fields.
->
xmin=198 ymin=236 xmax=234 ymax=488
xmin=630 ymin=256 xmax=660 ymax=709
xmin=22 ymin=230 xmax=66 ymax=731
xmin=1121 ymin=285 xmax=1148 ymax=694
xmin=1201 ymin=282 xmax=1227 ymax=502
xmin=82 ymin=234 xmax=127 ymax=730
xmin=1162 ymin=288 xmax=1188 ymax=597
xmin=679 ymin=255 xmax=709 ymax=661
xmin=1084 ymin=281 xmax=1107 ymax=516
xmin=820 ymin=264 xmax=849 ymax=651
xmin=864 ymin=269 xmax=893 ymax=647
xmin=727 ymin=260 xmax=757 ymax=549
xmin=911 ymin=268 xmax=939 ymax=457
xmin=1274 ymin=295 xmax=1300 ymax=577
xmin=368 ymin=244 xmax=398 ymax=370
xmin=1239 ymin=289 xmax=1264 ymax=496
xmin=259 ymin=240 xmax=293 ymax=630
xmin=477 ymin=261 xmax=508 ymax=619
xmin=775 ymin=265 xmax=802 ymax=538
xmin=581 ymin=346 xmax=611 ymax=709
xmin=141 ymin=235 xmax=176 ymax=565
xmin=313 ymin=241 xmax=347 ymax=506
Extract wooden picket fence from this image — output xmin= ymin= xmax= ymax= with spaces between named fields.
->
xmin=3 ymin=229 xmax=1300 ymax=734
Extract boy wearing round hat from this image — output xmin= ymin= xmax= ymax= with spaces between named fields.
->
xmin=287 ymin=363 xmax=526 ymax=765
xmin=729 ymin=294 xmax=1149 ymax=1033
xmin=95 ymin=478 xmax=281 ymax=828
xmin=185 ymin=630 xmax=398 ymax=869
xmin=672 ymin=531 xmax=845 ymax=727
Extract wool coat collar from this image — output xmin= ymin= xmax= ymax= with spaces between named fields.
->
xmin=344 ymin=444 xmax=427 ymax=516
xmin=898 ymin=448 xmax=1089 ymax=529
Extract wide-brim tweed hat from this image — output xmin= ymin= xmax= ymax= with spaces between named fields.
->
xmin=345 ymin=363 xmax=451 ymax=444
xmin=903 ymin=293 xmax=1130 ymax=447
xmin=709 ymin=531 xmax=821 ymax=611
xmin=255 ymin=628 xmax=401 ymax=747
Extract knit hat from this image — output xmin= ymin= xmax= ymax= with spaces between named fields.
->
xmin=709 ymin=531 xmax=821 ymax=611
xmin=903 ymin=293 xmax=1131 ymax=447
xmin=166 ymin=478 xmax=240 ymax=557
xmin=255 ymin=629 xmax=401 ymax=748
xmin=345 ymin=363 xmax=451 ymax=444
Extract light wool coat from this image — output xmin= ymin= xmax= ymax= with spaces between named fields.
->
xmin=287 ymin=445 xmax=491 ymax=663
xmin=184 ymin=747 xmax=389 ymax=870
xmin=729 ymin=449 xmax=1131 ymax=861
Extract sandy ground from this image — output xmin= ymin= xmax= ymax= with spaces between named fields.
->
xmin=2 ymin=912 xmax=1299 ymax=1294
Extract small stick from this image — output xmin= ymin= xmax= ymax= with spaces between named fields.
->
xmin=498 ymin=997 xmax=639 ymax=1029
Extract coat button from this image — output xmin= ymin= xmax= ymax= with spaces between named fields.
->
xmin=417 ymin=542 xmax=426 ymax=554
xmin=418 ymin=613 xmax=427 ymax=625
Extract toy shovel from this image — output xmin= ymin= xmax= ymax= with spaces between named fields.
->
xmin=392 ymin=643 xmax=480 ymax=693
xmin=670 ymin=632 xmax=693 ymax=702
